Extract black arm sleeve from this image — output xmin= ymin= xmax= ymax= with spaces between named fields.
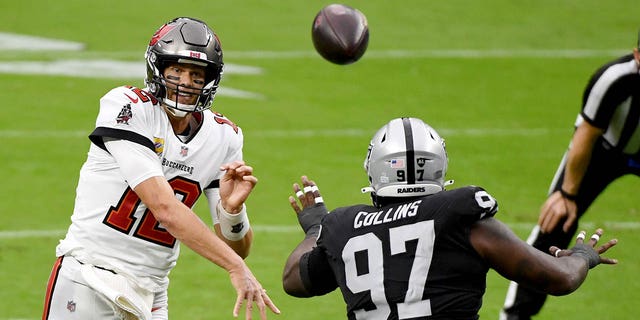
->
xmin=299 ymin=248 xmax=338 ymax=296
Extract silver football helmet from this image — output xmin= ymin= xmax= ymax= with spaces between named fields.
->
xmin=362 ymin=118 xmax=450 ymax=201
xmin=144 ymin=17 xmax=223 ymax=116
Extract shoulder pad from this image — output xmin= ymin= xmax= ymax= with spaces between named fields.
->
xmin=441 ymin=186 xmax=499 ymax=221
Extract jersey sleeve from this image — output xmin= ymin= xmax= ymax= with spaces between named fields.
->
xmin=204 ymin=188 xmax=222 ymax=224
xmin=202 ymin=112 xmax=246 ymax=224
xmin=581 ymin=75 xmax=622 ymax=129
xmin=469 ymin=185 xmax=499 ymax=220
xmin=580 ymin=56 xmax=637 ymax=129
xmin=215 ymin=112 xmax=244 ymax=165
xmin=104 ymin=138 xmax=164 ymax=189
xmin=89 ymin=86 xmax=158 ymax=152
xmin=299 ymin=247 xmax=339 ymax=296
xmin=202 ymin=112 xmax=245 ymax=192
xmin=441 ymin=186 xmax=499 ymax=224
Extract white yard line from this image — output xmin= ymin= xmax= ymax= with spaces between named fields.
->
xmin=0 ymin=227 xmax=302 ymax=239
xmin=0 ymin=32 xmax=84 ymax=51
xmin=225 ymin=49 xmax=628 ymax=59
xmin=0 ymin=59 xmax=264 ymax=99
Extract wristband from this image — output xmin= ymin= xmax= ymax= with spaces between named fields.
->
xmin=559 ymin=188 xmax=578 ymax=201
xmin=216 ymin=200 xmax=250 ymax=241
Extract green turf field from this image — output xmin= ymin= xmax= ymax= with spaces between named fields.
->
xmin=1 ymin=0 xmax=638 ymax=319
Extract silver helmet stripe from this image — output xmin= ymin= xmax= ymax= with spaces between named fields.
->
xmin=402 ymin=117 xmax=416 ymax=184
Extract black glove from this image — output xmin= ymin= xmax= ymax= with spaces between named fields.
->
xmin=569 ymin=243 xmax=600 ymax=269
xmin=298 ymin=203 xmax=328 ymax=237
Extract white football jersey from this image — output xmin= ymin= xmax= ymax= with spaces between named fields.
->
xmin=56 ymin=85 xmax=243 ymax=292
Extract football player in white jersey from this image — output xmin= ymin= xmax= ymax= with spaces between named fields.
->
xmin=42 ymin=17 xmax=280 ymax=320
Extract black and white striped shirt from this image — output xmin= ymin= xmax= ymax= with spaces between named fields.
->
xmin=579 ymin=53 xmax=640 ymax=158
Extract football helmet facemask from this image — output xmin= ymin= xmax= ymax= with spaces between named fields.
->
xmin=362 ymin=118 xmax=451 ymax=204
xmin=145 ymin=17 xmax=223 ymax=117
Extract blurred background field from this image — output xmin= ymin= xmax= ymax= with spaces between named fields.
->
xmin=1 ymin=0 xmax=638 ymax=319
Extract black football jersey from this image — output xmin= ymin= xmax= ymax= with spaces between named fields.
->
xmin=300 ymin=186 xmax=498 ymax=320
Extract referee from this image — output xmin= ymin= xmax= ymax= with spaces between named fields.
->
xmin=501 ymin=32 xmax=640 ymax=320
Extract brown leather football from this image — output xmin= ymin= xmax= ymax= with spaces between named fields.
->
xmin=311 ymin=4 xmax=369 ymax=65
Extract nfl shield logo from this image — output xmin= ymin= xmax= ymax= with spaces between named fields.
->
xmin=180 ymin=146 xmax=189 ymax=157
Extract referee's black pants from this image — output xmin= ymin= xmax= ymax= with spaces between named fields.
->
xmin=502 ymin=144 xmax=640 ymax=319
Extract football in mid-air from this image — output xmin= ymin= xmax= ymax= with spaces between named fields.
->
xmin=311 ymin=4 xmax=369 ymax=65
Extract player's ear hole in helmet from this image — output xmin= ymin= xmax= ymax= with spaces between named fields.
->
xmin=361 ymin=117 xmax=452 ymax=207
xmin=145 ymin=17 xmax=224 ymax=116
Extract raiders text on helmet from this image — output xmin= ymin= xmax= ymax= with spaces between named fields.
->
xmin=397 ymin=187 xmax=427 ymax=194
xmin=144 ymin=17 xmax=223 ymax=115
xmin=362 ymin=117 xmax=449 ymax=199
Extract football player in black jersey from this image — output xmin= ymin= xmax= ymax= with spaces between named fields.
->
xmin=501 ymin=34 xmax=640 ymax=320
xmin=282 ymin=117 xmax=617 ymax=320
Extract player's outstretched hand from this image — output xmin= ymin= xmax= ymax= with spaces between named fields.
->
xmin=549 ymin=228 xmax=618 ymax=268
xmin=228 ymin=264 xmax=280 ymax=319
xmin=288 ymin=175 xmax=328 ymax=235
